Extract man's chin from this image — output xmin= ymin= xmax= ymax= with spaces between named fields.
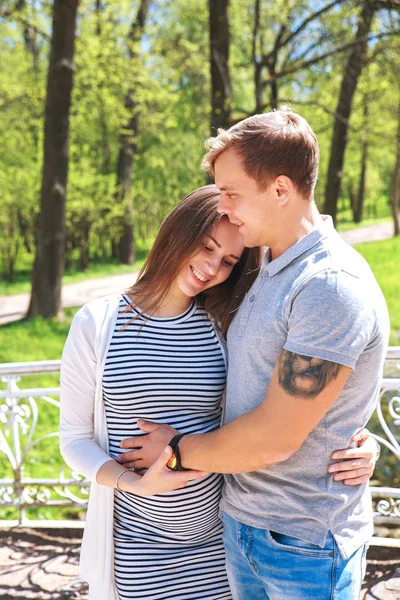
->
xmin=242 ymin=237 xmax=256 ymax=248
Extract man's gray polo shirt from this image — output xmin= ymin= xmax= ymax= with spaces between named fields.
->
xmin=220 ymin=216 xmax=389 ymax=559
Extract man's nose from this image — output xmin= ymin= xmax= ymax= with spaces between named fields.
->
xmin=217 ymin=194 xmax=231 ymax=215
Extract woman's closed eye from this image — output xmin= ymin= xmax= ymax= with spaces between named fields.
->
xmin=223 ymin=259 xmax=235 ymax=267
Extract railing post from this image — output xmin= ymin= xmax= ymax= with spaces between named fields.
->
xmin=5 ymin=375 xmax=24 ymax=524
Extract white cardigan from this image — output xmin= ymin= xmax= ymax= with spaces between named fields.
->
xmin=59 ymin=295 xmax=121 ymax=600
xmin=59 ymin=295 xmax=228 ymax=600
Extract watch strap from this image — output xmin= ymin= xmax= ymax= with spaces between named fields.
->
xmin=167 ymin=433 xmax=190 ymax=471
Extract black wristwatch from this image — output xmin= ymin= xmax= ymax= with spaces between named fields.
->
xmin=167 ymin=433 xmax=190 ymax=471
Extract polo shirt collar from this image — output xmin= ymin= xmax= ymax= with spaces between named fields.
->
xmin=262 ymin=215 xmax=336 ymax=277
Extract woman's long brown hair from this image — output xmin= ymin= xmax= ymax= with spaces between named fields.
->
xmin=127 ymin=185 xmax=262 ymax=336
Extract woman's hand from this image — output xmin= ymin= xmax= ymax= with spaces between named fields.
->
xmin=328 ymin=428 xmax=379 ymax=486
xmin=132 ymin=446 xmax=208 ymax=496
xmin=118 ymin=420 xmax=178 ymax=471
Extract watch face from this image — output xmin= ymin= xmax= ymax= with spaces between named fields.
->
xmin=166 ymin=453 xmax=178 ymax=470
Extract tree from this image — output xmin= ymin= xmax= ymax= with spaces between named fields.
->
xmin=324 ymin=1 xmax=375 ymax=223
xmin=0 ymin=0 xmax=48 ymax=282
xmin=324 ymin=0 xmax=400 ymax=223
xmin=2 ymin=0 xmax=400 ymax=291
xmin=350 ymin=102 xmax=369 ymax=223
xmin=28 ymin=0 xmax=79 ymax=318
xmin=234 ymin=0 xmax=348 ymax=116
xmin=209 ymin=0 xmax=232 ymax=133
xmin=114 ymin=0 xmax=151 ymax=265
xmin=391 ymin=92 xmax=400 ymax=236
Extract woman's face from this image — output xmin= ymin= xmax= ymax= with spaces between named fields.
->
xmin=173 ymin=218 xmax=245 ymax=299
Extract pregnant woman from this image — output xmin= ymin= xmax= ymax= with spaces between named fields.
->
xmin=59 ymin=185 xmax=377 ymax=600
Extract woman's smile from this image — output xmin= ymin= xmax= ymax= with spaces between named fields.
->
xmin=190 ymin=265 xmax=209 ymax=284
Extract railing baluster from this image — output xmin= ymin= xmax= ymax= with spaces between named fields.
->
xmin=0 ymin=361 xmax=89 ymax=524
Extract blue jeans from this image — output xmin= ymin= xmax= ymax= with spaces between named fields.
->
xmin=221 ymin=511 xmax=367 ymax=600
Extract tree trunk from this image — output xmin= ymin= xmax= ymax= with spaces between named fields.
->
xmin=270 ymin=79 xmax=278 ymax=110
xmin=20 ymin=0 xmax=40 ymax=149
xmin=254 ymin=63 xmax=263 ymax=114
xmin=17 ymin=0 xmax=41 ymax=256
xmin=0 ymin=207 xmax=19 ymax=282
xmin=27 ymin=0 xmax=79 ymax=319
xmin=355 ymin=103 xmax=368 ymax=223
xmin=266 ymin=24 xmax=285 ymax=111
xmin=209 ymin=0 xmax=232 ymax=133
xmin=114 ymin=0 xmax=151 ymax=265
xmin=349 ymin=183 xmax=357 ymax=222
xmin=324 ymin=2 xmax=374 ymax=224
xmin=17 ymin=210 xmax=32 ymax=253
xmin=95 ymin=0 xmax=112 ymax=173
xmin=253 ymin=0 xmax=263 ymax=114
xmin=391 ymin=94 xmax=400 ymax=237
xmin=79 ymin=217 xmax=90 ymax=271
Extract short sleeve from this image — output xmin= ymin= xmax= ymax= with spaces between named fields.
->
xmin=284 ymin=270 xmax=375 ymax=368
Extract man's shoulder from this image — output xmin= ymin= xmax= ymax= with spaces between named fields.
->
xmin=293 ymin=265 xmax=383 ymax=319
xmin=287 ymin=242 xmax=389 ymax=352
xmin=296 ymin=237 xmax=378 ymax=294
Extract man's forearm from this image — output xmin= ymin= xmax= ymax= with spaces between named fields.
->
xmin=178 ymin=358 xmax=352 ymax=474
xmin=179 ymin=405 xmax=293 ymax=473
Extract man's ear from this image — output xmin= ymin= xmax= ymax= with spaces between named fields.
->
xmin=275 ymin=176 xmax=292 ymax=206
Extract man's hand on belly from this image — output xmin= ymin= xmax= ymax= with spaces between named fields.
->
xmin=118 ymin=420 xmax=179 ymax=471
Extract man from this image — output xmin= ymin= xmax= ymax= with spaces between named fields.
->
xmin=119 ymin=108 xmax=389 ymax=599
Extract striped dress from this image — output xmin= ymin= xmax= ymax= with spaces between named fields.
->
xmin=103 ymin=294 xmax=232 ymax=600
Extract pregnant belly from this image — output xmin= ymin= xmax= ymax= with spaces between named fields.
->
xmin=114 ymin=472 xmax=224 ymax=541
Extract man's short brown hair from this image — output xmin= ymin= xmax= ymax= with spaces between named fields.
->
xmin=202 ymin=107 xmax=319 ymax=199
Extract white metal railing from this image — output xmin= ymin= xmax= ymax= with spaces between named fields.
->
xmin=0 ymin=360 xmax=89 ymax=523
xmin=0 ymin=351 xmax=399 ymax=526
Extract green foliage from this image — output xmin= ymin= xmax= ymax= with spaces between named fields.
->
xmin=0 ymin=0 xmax=399 ymax=279
xmin=0 ymin=3 xmax=45 ymax=281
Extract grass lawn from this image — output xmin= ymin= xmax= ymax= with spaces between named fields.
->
xmin=336 ymin=216 xmax=392 ymax=233
xmin=354 ymin=237 xmax=400 ymax=345
xmin=0 ymin=310 xmax=80 ymax=521
xmin=0 ymin=309 xmax=77 ymax=366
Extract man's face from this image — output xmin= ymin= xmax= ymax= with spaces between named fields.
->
xmin=214 ymin=148 xmax=277 ymax=248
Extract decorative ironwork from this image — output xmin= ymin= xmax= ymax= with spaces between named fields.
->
xmin=372 ymin=487 xmax=400 ymax=523
xmin=0 ymin=352 xmax=399 ymax=526
xmin=0 ymin=360 xmax=89 ymax=524
xmin=370 ymin=357 xmax=400 ymax=524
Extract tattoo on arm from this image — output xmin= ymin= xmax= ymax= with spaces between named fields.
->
xmin=278 ymin=350 xmax=341 ymax=398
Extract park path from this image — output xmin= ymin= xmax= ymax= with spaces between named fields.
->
xmin=0 ymin=221 xmax=395 ymax=326
xmin=0 ymin=271 xmax=138 ymax=326
xmin=340 ymin=220 xmax=395 ymax=245
xmin=0 ymin=527 xmax=399 ymax=600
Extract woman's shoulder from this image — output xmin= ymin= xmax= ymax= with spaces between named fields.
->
xmin=72 ymin=294 xmax=122 ymax=326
